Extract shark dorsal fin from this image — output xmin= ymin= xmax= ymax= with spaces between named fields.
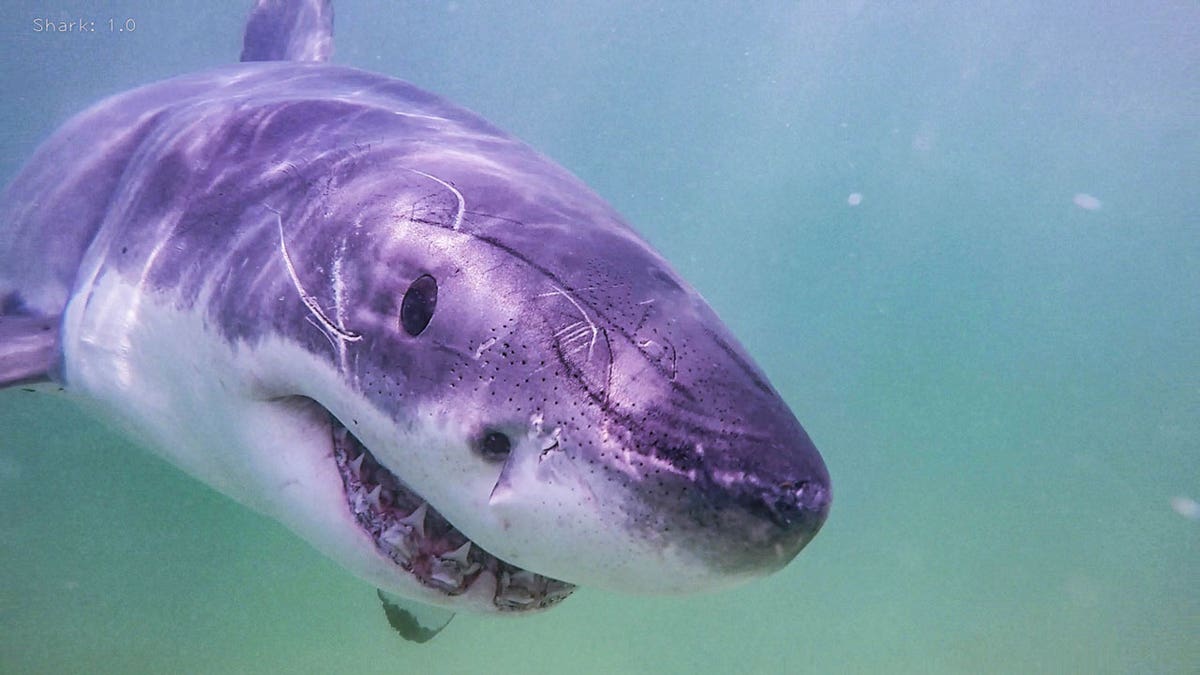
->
xmin=240 ymin=0 xmax=334 ymax=63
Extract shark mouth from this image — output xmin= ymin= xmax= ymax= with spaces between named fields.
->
xmin=328 ymin=416 xmax=575 ymax=611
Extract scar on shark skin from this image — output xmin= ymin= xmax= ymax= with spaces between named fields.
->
xmin=536 ymin=284 xmax=615 ymax=406
xmin=268 ymin=204 xmax=363 ymax=343
xmin=406 ymin=168 xmax=465 ymax=231
xmin=539 ymin=285 xmax=600 ymax=364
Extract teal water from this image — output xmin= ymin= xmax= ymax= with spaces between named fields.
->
xmin=1 ymin=2 xmax=1197 ymax=673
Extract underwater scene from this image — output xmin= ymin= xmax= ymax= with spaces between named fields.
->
xmin=0 ymin=1 xmax=1196 ymax=673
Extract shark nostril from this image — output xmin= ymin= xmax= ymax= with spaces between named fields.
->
xmin=752 ymin=479 xmax=830 ymax=529
xmin=779 ymin=480 xmax=812 ymax=506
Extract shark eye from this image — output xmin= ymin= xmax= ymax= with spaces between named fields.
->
xmin=475 ymin=429 xmax=512 ymax=461
xmin=400 ymin=274 xmax=437 ymax=336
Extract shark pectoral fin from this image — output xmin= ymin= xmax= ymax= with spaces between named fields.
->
xmin=376 ymin=589 xmax=455 ymax=643
xmin=0 ymin=315 xmax=59 ymax=388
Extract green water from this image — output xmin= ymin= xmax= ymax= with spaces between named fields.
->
xmin=1 ymin=2 xmax=1196 ymax=673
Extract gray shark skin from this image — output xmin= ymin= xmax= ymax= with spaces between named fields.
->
xmin=0 ymin=0 xmax=830 ymax=630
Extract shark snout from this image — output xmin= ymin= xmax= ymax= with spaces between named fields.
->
xmin=699 ymin=442 xmax=831 ymax=575
xmin=642 ymin=392 xmax=831 ymax=580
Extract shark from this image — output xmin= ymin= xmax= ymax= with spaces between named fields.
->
xmin=0 ymin=0 xmax=831 ymax=641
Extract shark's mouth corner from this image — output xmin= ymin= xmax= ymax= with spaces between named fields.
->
xmin=328 ymin=414 xmax=575 ymax=611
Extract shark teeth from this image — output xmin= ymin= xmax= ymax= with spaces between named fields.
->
xmin=348 ymin=453 xmax=365 ymax=478
xmin=398 ymin=502 xmax=428 ymax=539
xmin=444 ymin=541 xmax=472 ymax=565
xmin=328 ymin=413 xmax=575 ymax=610
xmin=380 ymin=522 xmax=418 ymax=561
xmin=365 ymin=485 xmax=385 ymax=509
xmin=428 ymin=541 xmax=482 ymax=590
xmin=493 ymin=569 xmax=573 ymax=610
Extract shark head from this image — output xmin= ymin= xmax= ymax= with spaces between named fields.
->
xmin=241 ymin=131 xmax=831 ymax=612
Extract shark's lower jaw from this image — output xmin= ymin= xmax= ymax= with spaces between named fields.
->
xmin=329 ymin=416 xmax=575 ymax=611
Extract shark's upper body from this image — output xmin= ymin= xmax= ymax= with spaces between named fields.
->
xmin=0 ymin=0 xmax=830 ymax=640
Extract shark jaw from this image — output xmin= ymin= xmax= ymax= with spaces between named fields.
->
xmin=326 ymin=409 xmax=575 ymax=611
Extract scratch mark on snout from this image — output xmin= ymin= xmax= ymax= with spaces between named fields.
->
xmin=538 ymin=285 xmax=599 ymax=364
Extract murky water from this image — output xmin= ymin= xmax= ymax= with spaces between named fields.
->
xmin=1 ymin=2 xmax=1196 ymax=673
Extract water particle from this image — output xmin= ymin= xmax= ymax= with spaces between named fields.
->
xmin=1170 ymin=495 xmax=1200 ymax=521
xmin=1073 ymin=193 xmax=1102 ymax=211
xmin=847 ymin=192 xmax=863 ymax=206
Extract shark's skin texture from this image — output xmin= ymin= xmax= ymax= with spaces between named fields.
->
xmin=0 ymin=3 xmax=830 ymax=619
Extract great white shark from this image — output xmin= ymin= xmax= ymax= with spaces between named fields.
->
xmin=0 ymin=0 xmax=830 ymax=641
